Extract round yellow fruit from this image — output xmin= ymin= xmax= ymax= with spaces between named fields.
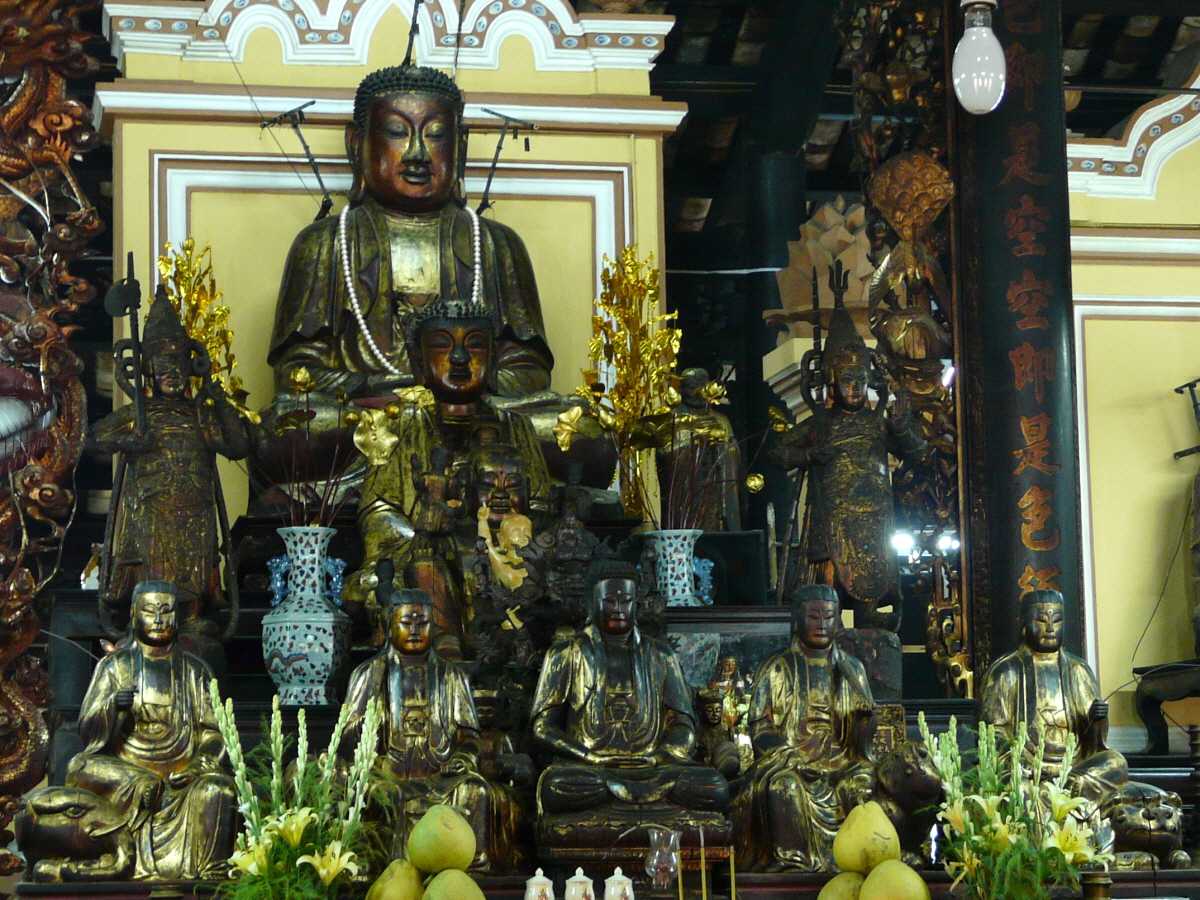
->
xmin=817 ymin=871 xmax=865 ymax=900
xmin=407 ymin=805 xmax=477 ymax=873
xmin=833 ymin=801 xmax=900 ymax=874
xmin=366 ymin=859 xmax=424 ymax=900
xmin=422 ymin=868 xmax=486 ymax=900
xmin=860 ymin=859 xmax=930 ymax=900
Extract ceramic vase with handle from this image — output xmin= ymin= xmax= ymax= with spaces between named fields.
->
xmin=261 ymin=526 xmax=351 ymax=706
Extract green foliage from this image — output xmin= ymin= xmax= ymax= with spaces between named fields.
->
xmin=918 ymin=713 xmax=1112 ymax=900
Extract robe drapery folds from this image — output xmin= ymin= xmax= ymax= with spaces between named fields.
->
xmin=66 ymin=646 xmax=236 ymax=880
xmin=734 ymin=645 xmax=876 ymax=871
xmin=269 ymin=198 xmax=553 ymax=398
xmin=340 ymin=648 xmax=521 ymax=869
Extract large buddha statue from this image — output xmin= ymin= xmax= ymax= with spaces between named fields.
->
xmin=271 ymin=64 xmax=550 ymax=400
xmin=337 ymin=582 xmax=523 ymax=871
xmin=733 ymin=584 xmax=876 ymax=872
xmin=531 ymin=559 xmax=730 ymax=847
xmin=17 ymin=582 xmax=238 ymax=881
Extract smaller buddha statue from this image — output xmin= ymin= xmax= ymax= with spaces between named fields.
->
xmin=338 ymin=583 xmax=523 ymax=871
xmin=979 ymin=590 xmax=1126 ymax=801
xmin=93 ymin=291 xmax=252 ymax=669
xmin=707 ymin=656 xmax=752 ymax=769
xmin=769 ymin=305 xmax=926 ymax=630
xmin=695 ymin=687 xmax=742 ymax=779
xmin=343 ymin=299 xmax=549 ymax=611
xmin=656 ymin=367 xmax=742 ymax=531
xmin=531 ymin=559 xmax=730 ymax=847
xmin=31 ymin=582 xmax=239 ymax=881
xmin=734 ymin=584 xmax=876 ymax=872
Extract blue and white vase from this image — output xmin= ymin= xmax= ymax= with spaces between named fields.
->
xmin=643 ymin=528 xmax=704 ymax=607
xmin=261 ymin=526 xmax=350 ymax=706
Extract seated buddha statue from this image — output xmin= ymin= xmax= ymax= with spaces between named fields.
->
xmin=343 ymin=300 xmax=550 ymax=623
xmin=257 ymin=62 xmax=623 ymax=501
xmin=39 ymin=581 xmax=238 ymax=881
xmin=531 ymin=559 xmax=730 ymax=846
xmin=733 ymin=584 xmax=876 ymax=872
xmin=337 ymin=581 xmax=523 ymax=871
xmin=979 ymin=590 xmax=1129 ymax=805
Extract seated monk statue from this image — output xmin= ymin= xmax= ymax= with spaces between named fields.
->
xmin=256 ymin=62 xmax=575 ymax=499
xmin=979 ymin=590 xmax=1131 ymax=805
xmin=531 ymin=559 xmax=730 ymax=847
xmin=733 ymin=584 xmax=876 ymax=872
xmin=46 ymin=581 xmax=238 ymax=881
xmin=337 ymin=580 xmax=523 ymax=872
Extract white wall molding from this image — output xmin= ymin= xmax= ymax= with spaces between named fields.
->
xmin=1067 ymin=67 xmax=1200 ymax=200
xmin=103 ymin=0 xmax=673 ymax=72
xmin=1073 ymin=292 xmax=1200 ymax=683
xmin=92 ymin=84 xmax=687 ymax=134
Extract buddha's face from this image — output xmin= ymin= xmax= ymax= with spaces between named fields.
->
xmin=472 ymin=451 xmax=528 ymax=523
xmin=133 ymin=590 xmax=177 ymax=647
xmin=701 ymin=699 xmax=723 ymax=726
xmin=352 ymin=92 xmax=459 ymax=213
xmin=1024 ymin=601 xmax=1063 ymax=653
xmin=717 ymin=656 xmax=737 ymax=680
xmin=498 ymin=514 xmax=532 ymax=551
xmin=419 ymin=320 xmax=492 ymax=403
xmin=831 ymin=359 xmax=868 ymax=410
xmin=595 ymin=577 xmax=637 ymax=636
xmin=149 ymin=349 xmax=189 ymax=399
xmin=796 ymin=598 xmax=838 ymax=650
xmin=390 ymin=601 xmax=432 ymax=655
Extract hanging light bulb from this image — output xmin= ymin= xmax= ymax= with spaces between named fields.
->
xmin=952 ymin=0 xmax=1006 ymax=115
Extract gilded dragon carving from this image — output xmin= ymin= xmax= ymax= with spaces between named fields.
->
xmin=0 ymin=0 xmax=102 ymax=873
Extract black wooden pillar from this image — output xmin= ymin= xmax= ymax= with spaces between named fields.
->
xmin=957 ymin=0 xmax=1084 ymax=664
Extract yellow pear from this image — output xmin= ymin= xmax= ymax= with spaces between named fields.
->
xmin=407 ymin=805 xmax=476 ymax=873
xmin=859 ymin=859 xmax=930 ymax=900
xmin=832 ymin=801 xmax=900 ymax=874
xmin=422 ymin=868 xmax=486 ymax=900
xmin=366 ymin=859 xmax=424 ymax=900
xmin=817 ymin=871 xmax=865 ymax=900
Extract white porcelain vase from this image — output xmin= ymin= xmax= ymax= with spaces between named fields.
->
xmin=261 ymin=526 xmax=351 ymax=706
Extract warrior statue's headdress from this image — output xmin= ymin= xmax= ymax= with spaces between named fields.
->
xmin=142 ymin=288 xmax=190 ymax=358
xmin=822 ymin=305 xmax=870 ymax=381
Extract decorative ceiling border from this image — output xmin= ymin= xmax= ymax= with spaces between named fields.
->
xmin=1067 ymin=65 xmax=1200 ymax=200
xmin=92 ymin=81 xmax=688 ymax=133
xmin=103 ymin=0 xmax=674 ymax=71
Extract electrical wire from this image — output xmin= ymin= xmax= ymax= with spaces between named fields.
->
xmin=217 ymin=31 xmax=319 ymax=207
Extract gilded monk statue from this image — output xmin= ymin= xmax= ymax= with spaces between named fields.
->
xmin=734 ymin=585 xmax=876 ymax=871
xmin=269 ymin=64 xmax=550 ymax=405
xmin=531 ymin=559 xmax=730 ymax=847
xmin=337 ymin=579 xmax=523 ymax=871
xmin=19 ymin=582 xmax=238 ymax=881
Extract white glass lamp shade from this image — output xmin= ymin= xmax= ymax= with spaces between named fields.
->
xmin=952 ymin=4 xmax=1007 ymax=115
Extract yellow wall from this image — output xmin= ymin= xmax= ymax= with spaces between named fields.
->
xmin=1072 ymin=139 xmax=1200 ymax=730
xmin=108 ymin=4 xmax=674 ymax=519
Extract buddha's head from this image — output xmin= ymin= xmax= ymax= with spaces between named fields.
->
xmin=587 ymin=559 xmax=640 ymax=638
xmin=347 ymin=65 xmax=465 ymax=213
xmin=1021 ymin=589 xmax=1065 ymax=654
xmin=142 ymin=289 xmax=198 ymax=400
xmin=388 ymin=588 xmax=434 ymax=656
xmin=791 ymin=584 xmax=839 ymax=651
xmin=697 ymin=688 xmax=724 ymax=727
xmin=715 ymin=655 xmax=738 ymax=682
xmin=132 ymin=580 xmax=178 ymax=648
xmin=405 ymin=300 xmax=496 ymax=405
xmin=469 ymin=443 xmax=528 ymax=527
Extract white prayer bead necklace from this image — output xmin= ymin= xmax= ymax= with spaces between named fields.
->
xmin=337 ymin=202 xmax=483 ymax=377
